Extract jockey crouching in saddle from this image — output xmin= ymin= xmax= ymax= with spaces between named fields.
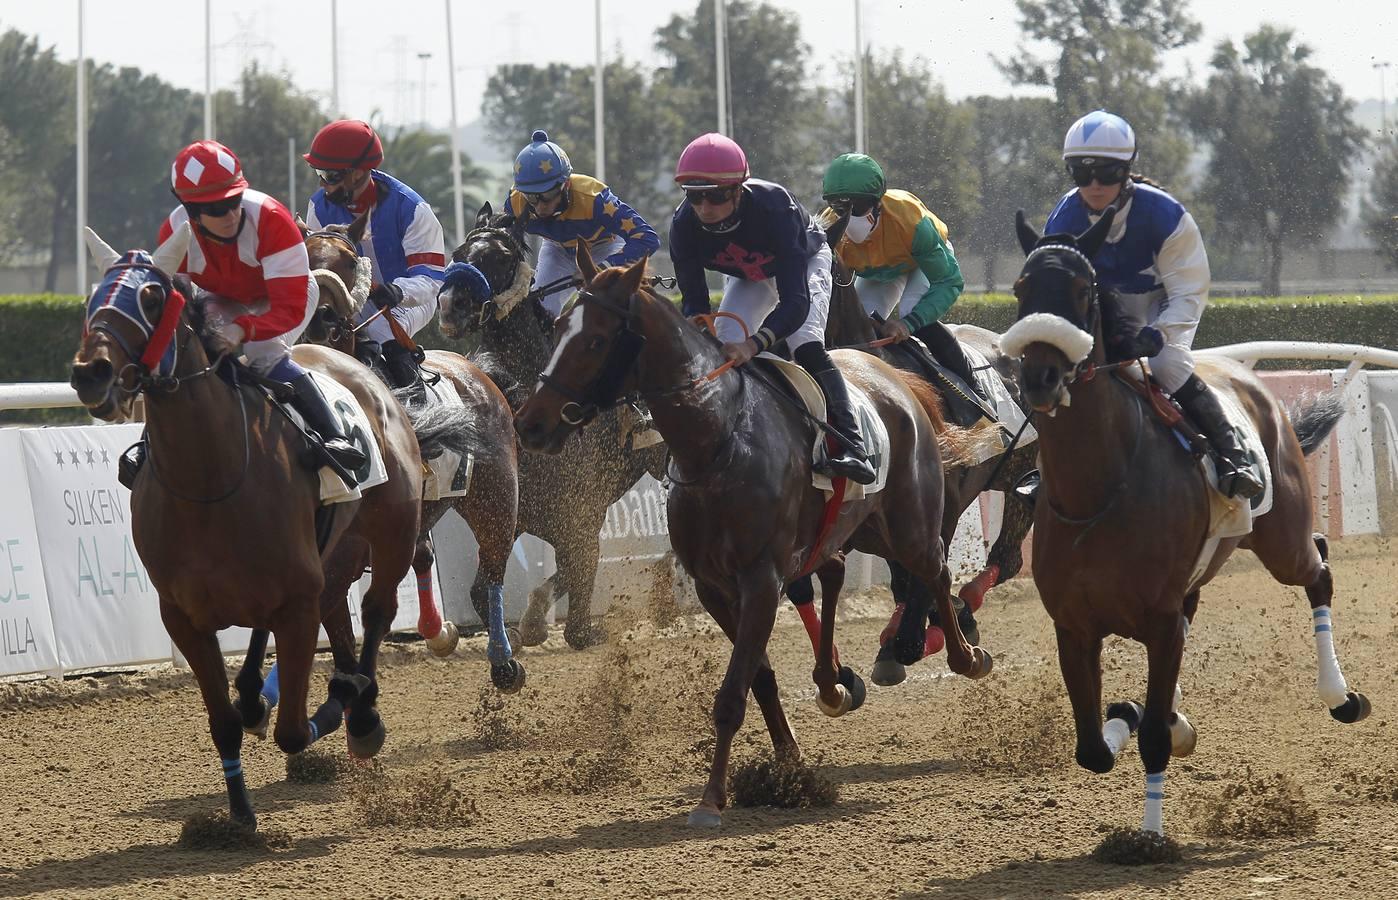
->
xmin=506 ymin=129 xmax=661 ymax=439
xmin=819 ymin=152 xmax=994 ymax=427
xmin=303 ymin=119 xmax=446 ymax=403
xmin=1022 ymin=110 xmax=1263 ymax=502
xmin=130 ymin=139 xmax=367 ymax=485
xmin=668 ymin=132 xmax=877 ymax=485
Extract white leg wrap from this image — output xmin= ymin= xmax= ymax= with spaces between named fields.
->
xmin=1103 ymin=717 xmax=1131 ymax=757
xmin=1312 ymin=606 xmax=1350 ymax=708
xmin=1142 ymin=771 xmax=1166 ymax=834
xmin=1173 ymin=683 xmax=1183 ymax=713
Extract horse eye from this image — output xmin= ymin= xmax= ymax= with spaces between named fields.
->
xmin=587 ymin=336 xmax=607 ymax=352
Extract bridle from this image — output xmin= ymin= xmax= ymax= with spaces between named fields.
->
xmin=536 ymin=287 xmax=648 ymax=426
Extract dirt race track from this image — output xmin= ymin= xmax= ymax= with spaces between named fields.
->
xmin=2 ymin=537 xmax=1397 ymax=899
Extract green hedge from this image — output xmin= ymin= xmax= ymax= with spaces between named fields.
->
xmin=7 ymin=292 xmax=1398 ymax=422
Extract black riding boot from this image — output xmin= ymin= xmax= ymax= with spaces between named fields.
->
xmin=289 ymin=373 xmax=368 ymax=484
xmin=1174 ymin=374 xmax=1265 ymax=500
xmin=382 ymin=340 xmax=425 ymax=405
xmin=355 ymin=338 xmax=387 ymax=378
xmin=795 ymin=343 xmax=878 ymax=485
xmin=913 ymin=321 xmax=993 ymax=426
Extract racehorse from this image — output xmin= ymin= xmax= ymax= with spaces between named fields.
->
xmin=1001 ymin=208 xmax=1369 ymax=835
xmin=514 ymin=252 xmax=992 ymax=827
xmin=69 ymin=226 xmax=482 ymax=829
xmin=437 ymin=204 xmax=668 ymax=648
xmin=796 ymin=260 xmax=1038 ymax=684
xmin=301 ymin=214 xmax=525 ymax=692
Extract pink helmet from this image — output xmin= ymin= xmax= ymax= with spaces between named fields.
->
xmin=674 ymin=133 xmax=749 ymax=187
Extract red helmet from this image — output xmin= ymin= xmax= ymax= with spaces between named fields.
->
xmin=170 ymin=140 xmax=248 ymax=202
xmin=304 ymin=119 xmax=384 ymax=171
xmin=674 ymin=133 xmax=749 ymax=187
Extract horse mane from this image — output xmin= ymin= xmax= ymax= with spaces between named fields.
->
xmin=891 ymin=368 xmax=990 ymax=469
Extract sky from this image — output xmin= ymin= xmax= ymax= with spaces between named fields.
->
xmin=2 ymin=0 xmax=1395 ymax=161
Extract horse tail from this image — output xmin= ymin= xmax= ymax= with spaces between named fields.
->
xmin=1289 ymin=389 xmax=1347 ymax=457
xmin=891 ymin=369 xmax=985 ymax=469
xmin=394 ymin=388 xmax=492 ymax=462
xmin=467 ymin=350 xmax=525 ymax=408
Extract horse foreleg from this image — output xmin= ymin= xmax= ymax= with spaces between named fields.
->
xmin=690 ymin=571 xmax=782 ymax=828
xmin=413 ymin=536 xmax=460 ymax=657
xmin=1054 ymin=624 xmax=1118 ymax=775
xmin=700 ymin=580 xmax=798 ymax=763
xmin=343 ymin=562 xmax=403 ymax=758
xmin=813 ymin=557 xmax=865 ymax=716
xmin=926 ymin=555 xmax=991 ymax=679
xmin=272 ymin=607 xmax=364 ymax=757
xmin=162 ymin=598 xmax=256 ymax=827
xmin=463 ymin=492 xmax=525 ymax=692
xmin=1137 ymin=613 xmax=1188 ymax=835
xmin=558 ymin=540 xmax=602 ymax=650
xmin=232 ymin=629 xmax=273 ymax=740
xmin=518 ymin=571 xmax=557 ymax=646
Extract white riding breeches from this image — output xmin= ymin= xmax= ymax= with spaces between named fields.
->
xmin=534 ymin=236 xmax=626 ymax=317
xmin=715 ymin=243 xmax=833 ymax=352
xmin=853 ymin=268 xmax=930 ymax=321
xmin=356 ymin=290 xmax=438 ymax=344
xmin=204 ymin=280 xmax=319 ymax=376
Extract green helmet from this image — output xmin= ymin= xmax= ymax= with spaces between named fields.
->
xmin=822 ymin=153 xmax=886 ymax=200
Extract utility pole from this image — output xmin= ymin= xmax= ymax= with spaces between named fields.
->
xmin=76 ymin=0 xmax=87 ymax=295
xmin=715 ymin=0 xmax=728 ymax=135
xmin=1375 ymin=61 xmax=1393 ymax=134
xmin=594 ymin=0 xmax=605 ymax=181
xmin=417 ymin=52 xmax=433 ymax=127
xmin=853 ymin=0 xmax=865 ymax=154
xmin=445 ymin=0 xmax=465 ymax=247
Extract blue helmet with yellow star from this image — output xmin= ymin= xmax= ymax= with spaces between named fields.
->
xmin=513 ymin=129 xmax=572 ymax=193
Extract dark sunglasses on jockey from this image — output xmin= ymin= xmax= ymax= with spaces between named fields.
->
xmin=185 ymin=194 xmax=243 ymax=218
xmin=682 ymin=185 xmax=736 ymax=207
xmin=825 ymin=195 xmax=879 ymax=217
xmin=522 ymin=184 xmax=566 ymax=206
xmin=1066 ymin=159 xmax=1131 ymax=187
xmin=313 ymin=166 xmax=354 ymax=186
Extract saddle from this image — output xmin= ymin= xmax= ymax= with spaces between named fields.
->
xmin=882 ymin=326 xmax=998 ymax=427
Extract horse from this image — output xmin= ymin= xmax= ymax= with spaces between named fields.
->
xmin=1001 ymin=208 xmax=1370 ymax=836
xmin=793 ymin=259 xmax=1038 ymax=684
xmin=514 ymin=252 xmax=992 ymax=827
xmin=68 ymin=226 xmax=479 ymax=829
xmin=300 ymin=213 xmax=525 ymax=692
xmin=437 ymin=204 xmax=668 ymax=649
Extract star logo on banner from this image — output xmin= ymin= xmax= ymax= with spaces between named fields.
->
xmin=85 ymin=448 xmax=96 ymax=467
xmin=602 ymin=200 xmax=619 ymax=217
xmin=55 ymin=450 xmax=65 ymax=468
xmin=620 ymin=217 xmax=636 ymax=233
xmin=69 ymin=450 xmax=81 ymax=465
xmin=100 ymin=448 xmax=111 ymax=466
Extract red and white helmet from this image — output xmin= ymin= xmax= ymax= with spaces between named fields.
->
xmin=170 ymin=140 xmax=248 ymax=203
xmin=674 ymin=133 xmax=749 ymax=187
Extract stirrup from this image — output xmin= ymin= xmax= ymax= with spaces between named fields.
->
xmin=118 ymin=441 xmax=146 ymax=490
xmin=821 ymin=452 xmax=877 ymax=486
xmin=1013 ymin=469 xmax=1040 ymax=508
xmin=1217 ymin=458 xmax=1264 ymax=500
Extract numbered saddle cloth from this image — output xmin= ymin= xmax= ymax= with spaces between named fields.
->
xmin=1186 ymin=387 xmax=1274 ymax=591
xmin=305 ymin=371 xmax=388 ymax=504
xmin=419 ymin=371 xmax=474 ymax=502
xmin=959 ymin=342 xmax=1037 ymax=461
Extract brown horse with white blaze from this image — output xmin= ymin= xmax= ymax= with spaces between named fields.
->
xmin=515 ymin=252 xmax=991 ymax=828
xmin=1001 ymin=208 xmax=1369 ymax=837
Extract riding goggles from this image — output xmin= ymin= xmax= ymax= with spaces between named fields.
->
xmin=825 ymin=195 xmax=879 ymax=217
xmin=313 ymin=167 xmax=350 ymax=185
xmin=522 ymin=184 xmax=566 ymax=206
xmin=186 ymin=194 xmax=243 ymax=218
xmin=1067 ymin=160 xmax=1130 ymax=187
xmin=682 ymin=186 xmax=736 ymax=207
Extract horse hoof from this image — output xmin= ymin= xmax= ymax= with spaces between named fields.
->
xmin=838 ymin=666 xmax=867 ymax=712
xmin=491 ymin=659 xmax=527 ymax=694
xmin=517 ymin=618 xmax=547 ymax=647
xmin=1169 ymin=712 xmax=1197 ymax=757
xmin=564 ymin=623 xmax=601 ymax=650
xmin=870 ymin=658 xmax=906 ymax=687
xmin=687 ymin=805 xmax=722 ymax=828
xmin=234 ymin=695 xmax=271 ymax=740
xmin=968 ymin=647 xmax=993 ymax=680
xmin=924 ymin=625 xmax=946 ymax=657
xmin=424 ymin=620 xmax=460 ymax=657
xmin=817 ymin=683 xmax=853 ymax=718
xmin=506 ymin=625 xmax=524 ymax=650
xmin=347 ymin=719 xmax=388 ymax=759
xmin=1330 ymin=691 xmax=1371 ymax=724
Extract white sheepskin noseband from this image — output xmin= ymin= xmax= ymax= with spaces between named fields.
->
xmin=492 ymin=256 xmax=535 ymax=320
xmin=311 ymin=255 xmax=374 ymax=318
xmin=998 ymin=313 xmax=1094 ymax=364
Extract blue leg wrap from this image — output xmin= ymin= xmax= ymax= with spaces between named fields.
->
xmin=307 ymin=719 xmax=320 ymax=743
xmin=221 ymin=757 xmax=243 ymax=781
xmin=486 ymin=583 xmax=513 ymax=666
xmin=268 ymin=356 xmax=307 ymax=383
xmin=260 ymin=661 xmax=281 ymax=708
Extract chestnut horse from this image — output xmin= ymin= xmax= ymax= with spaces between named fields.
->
xmin=515 ymin=254 xmax=991 ymax=827
xmin=69 ymin=227 xmax=474 ymax=828
xmin=797 ymin=260 xmax=1038 ymax=684
xmin=301 ymin=214 xmax=525 ymax=692
xmin=1001 ymin=209 xmax=1369 ymax=835
xmin=437 ymin=204 xmax=668 ymax=648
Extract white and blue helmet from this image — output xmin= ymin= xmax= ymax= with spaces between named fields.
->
xmin=1062 ymin=111 xmax=1137 ymax=163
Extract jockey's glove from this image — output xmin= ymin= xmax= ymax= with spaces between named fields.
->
xmin=214 ymin=322 xmax=244 ymax=350
xmin=1130 ymin=326 xmax=1166 ymax=358
xmin=372 ymin=282 xmax=404 ymax=310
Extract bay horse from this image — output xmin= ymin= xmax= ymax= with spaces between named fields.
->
xmin=437 ymin=204 xmax=668 ymax=649
xmin=68 ymin=226 xmax=480 ymax=829
xmin=300 ymin=214 xmax=525 ymax=692
xmin=514 ymin=253 xmax=992 ymax=827
xmin=796 ymin=260 xmax=1038 ymax=684
xmin=1001 ymin=208 xmax=1370 ymax=836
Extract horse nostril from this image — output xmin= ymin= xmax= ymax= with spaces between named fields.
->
xmin=73 ymin=357 xmax=113 ymax=388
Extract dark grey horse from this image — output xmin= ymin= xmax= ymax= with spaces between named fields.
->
xmin=436 ymin=205 xmax=667 ymax=648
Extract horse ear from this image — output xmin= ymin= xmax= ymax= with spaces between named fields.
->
xmin=151 ymin=222 xmax=192 ymax=277
xmin=1015 ymin=209 xmax=1040 ymax=255
xmin=1076 ymin=206 xmax=1117 ymax=260
xmin=83 ymin=227 xmax=121 ymax=272
xmin=575 ymin=243 xmax=598 ymax=286
xmin=619 ymin=256 xmax=648 ymax=297
xmin=475 ymin=202 xmax=493 ymax=228
xmin=294 ymin=215 xmax=311 ymax=238
xmin=347 ymin=210 xmax=369 ymax=245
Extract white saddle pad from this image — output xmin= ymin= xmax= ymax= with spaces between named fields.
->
xmin=1187 ymin=388 xmax=1273 ymax=590
xmin=311 ymin=371 xmax=388 ymax=505
xmin=960 ymin=343 xmax=1037 ymax=460
xmin=419 ymin=373 xmax=474 ymax=502
xmin=755 ymin=354 xmax=891 ymax=499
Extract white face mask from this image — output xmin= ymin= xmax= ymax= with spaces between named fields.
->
xmin=844 ymin=212 xmax=877 ymax=243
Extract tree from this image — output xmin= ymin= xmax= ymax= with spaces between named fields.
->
xmin=998 ymin=0 xmax=1201 ymax=189
xmin=0 ymin=30 xmax=73 ymax=272
xmin=215 ymin=63 xmax=328 ymax=212
xmin=1365 ymin=134 xmax=1398 ymax=271
xmin=1189 ymin=27 xmax=1367 ymax=294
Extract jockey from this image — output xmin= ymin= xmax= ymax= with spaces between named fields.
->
xmin=820 ymin=152 xmax=990 ymax=426
xmin=669 ymin=133 xmax=877 ymax=485
xmin=505 ymin=129 xmax=660 ymax=317
xmin=1044 ymin=110 xmax=1263 ymax=499
xmin=304 ymin=119 xmax=446 ymax=398
xmin=159 ymin=139 xmax=367 ymax=477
